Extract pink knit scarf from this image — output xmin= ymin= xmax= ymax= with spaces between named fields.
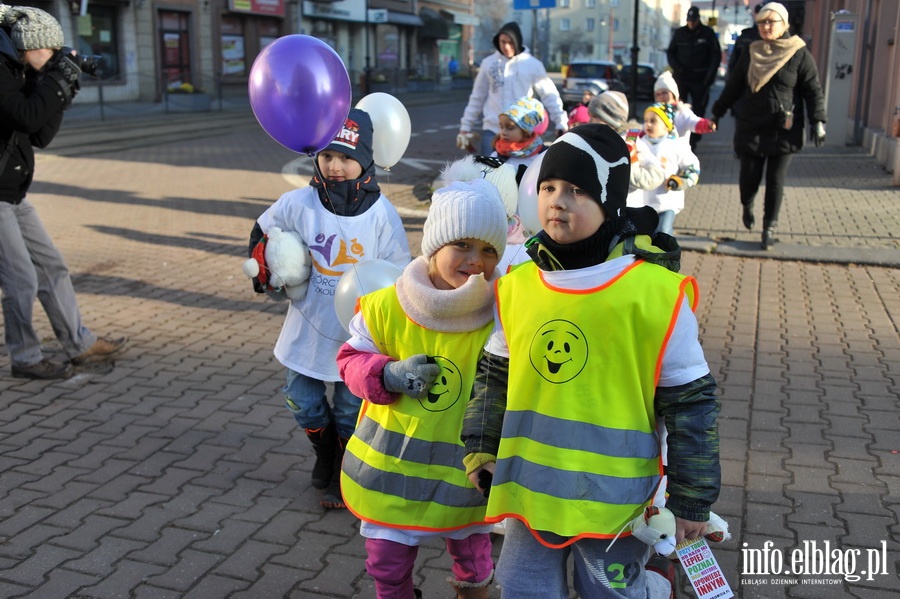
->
xmin=394 ymin=257 xmax=497 ymax=333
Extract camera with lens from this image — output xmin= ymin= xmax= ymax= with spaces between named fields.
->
xmin=58 ymin=46 xmax=103 ymax=76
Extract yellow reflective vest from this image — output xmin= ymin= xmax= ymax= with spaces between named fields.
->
xmin=491 ymin=259 xmax=698 ymax=546
xmin=341 ymin=286 xmax=491 ymax=532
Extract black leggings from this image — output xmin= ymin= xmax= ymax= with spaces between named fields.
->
xmin=738 ymin=153 xmax=794 ymax=228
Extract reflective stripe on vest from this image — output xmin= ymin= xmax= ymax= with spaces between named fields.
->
xmin=341 ymin=285 xmax=491 ymax=532
xmin=491 ymin=259 xmax=697 ymax=543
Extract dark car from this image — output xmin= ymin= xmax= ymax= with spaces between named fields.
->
xmin=618 ymin=63 xmax=658 ymax=100
xmin=560 ymin=60 xmax=626 ymax=108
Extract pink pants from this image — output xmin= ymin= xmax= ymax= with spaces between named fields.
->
xmin=365 ymin=534 xmax=493 ymax=599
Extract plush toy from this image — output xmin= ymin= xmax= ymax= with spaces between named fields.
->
xmin=242 ymin=226 xmax=312 ymax=301
xmin=704 ymin=511 xmax=731 ymax=543
xmin=609 ymin=506 xmax=732 ymax=556
xmin=608 ymin=505 xmax=678 ymax=556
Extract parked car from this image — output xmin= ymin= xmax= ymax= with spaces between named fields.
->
xmin=560 ymin=60 xmax=626 ymax=109
xmin=618 ymin=63 xmax=658 ymax=100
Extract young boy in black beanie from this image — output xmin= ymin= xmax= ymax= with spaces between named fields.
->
xmin=461 ymin=124 xmax=720 ymax=598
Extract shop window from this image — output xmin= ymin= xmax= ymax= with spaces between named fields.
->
xmin=76 ymin=5 xmax=120 ymax=79
xmin=159 ymin=11 xmax=192 ymax=89
xmin=221 ymin=16 xmax=245 ymax=76
xmin=259 ymin=19 xmax=279 ymax=49
xmin=376 ymin=26 xmax=399 ymax=69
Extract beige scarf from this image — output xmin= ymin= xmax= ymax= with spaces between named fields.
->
xmin=747 ymin=35 xmax=806 ymax=93
xmin=394 ymin=257 xmax=498 ymax=333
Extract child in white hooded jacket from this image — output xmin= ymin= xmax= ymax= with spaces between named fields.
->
xmin=642 ymin=102 xmax=700 ymax=236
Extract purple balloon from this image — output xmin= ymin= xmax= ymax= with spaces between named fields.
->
xmin=249 ymin=35 xmax=351 ymax=155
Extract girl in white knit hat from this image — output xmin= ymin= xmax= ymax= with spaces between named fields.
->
xmin=336 ymin=178 xmax=509 ymax=599
xmin=653 ymin=70 xmax=717 ymax=148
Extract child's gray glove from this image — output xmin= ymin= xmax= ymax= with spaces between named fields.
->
xmin=383 ymin=355 xmax=441 ymax=399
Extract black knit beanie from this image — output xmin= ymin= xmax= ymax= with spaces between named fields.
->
xmin=536 ymin=124 xmax=631 ymax=219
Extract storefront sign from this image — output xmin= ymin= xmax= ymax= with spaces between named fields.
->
xmin=302 ymin=0 xmax=365 ymax=22
xmin=229 ymin=0 xmax=285 ymax=17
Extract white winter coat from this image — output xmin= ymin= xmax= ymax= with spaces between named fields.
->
xmin=460 ymin=48 xmax=567 ymax=136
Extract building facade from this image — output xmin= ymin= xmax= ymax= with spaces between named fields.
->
xmin=12 ymin=0 xmax=478 ymax=103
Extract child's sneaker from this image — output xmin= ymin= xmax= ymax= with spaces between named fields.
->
xmin=645 ymin=554 xmax=676 ymax=599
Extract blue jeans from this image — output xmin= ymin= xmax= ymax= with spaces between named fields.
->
xmin=283 ymin=368 xmax=363 ymax=438
xmin=656 ymin=210 xmax=675 ymax=236
xmin=0 ymin=199 xmax=94 ymax=366
xmin=496 ymin=519 xmax=654 ymax=598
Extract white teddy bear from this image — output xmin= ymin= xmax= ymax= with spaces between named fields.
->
xmin=242 ymin=226 xmax=312 ymax=301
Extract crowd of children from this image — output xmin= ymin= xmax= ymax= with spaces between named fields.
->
xmin=249 ymin=77 xmax=722 ymax=598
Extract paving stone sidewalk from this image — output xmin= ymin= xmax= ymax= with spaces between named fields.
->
xmin=0 ymin=91 xmax=897 ymax=598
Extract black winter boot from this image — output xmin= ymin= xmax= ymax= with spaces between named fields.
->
xmin=761 ymin=220 xmax=777 ymax=250
xmin=305 ymin=422 xmax=338 ymax=490
xmin=321 ymin=436 xmax=349 ymax=509
xmin=741 ymin=203 xmax=755 ymax=230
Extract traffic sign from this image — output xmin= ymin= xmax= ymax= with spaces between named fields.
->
xmin=513 ymin=0 xmax=556 ymax=10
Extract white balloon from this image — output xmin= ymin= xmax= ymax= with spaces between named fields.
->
xmin=517 ymin=151 xmax=546 ymax=236
xmin=355 ymin=93 xmax=411 ymax=170
xmin=334 ymin=259 xmax=404 ymax=334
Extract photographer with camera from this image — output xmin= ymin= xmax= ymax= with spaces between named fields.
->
xmin=1 ymin=5 xmax=126 ymax=379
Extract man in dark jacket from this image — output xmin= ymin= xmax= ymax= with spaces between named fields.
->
xmin=666 ymin=6 xmax=721 ymax=148
xmin=727 ymin=3 xmax=763 ymax=78
xmin=0 ymin=5 xmax=126 ymax=379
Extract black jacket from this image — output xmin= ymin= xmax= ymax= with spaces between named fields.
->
xmin=727 ymin=26 xmax=760 ymax=77
xmin=712 ymin=39 xmax=826 ymax=157
xmin=667 ymin=24 xmax=721 ymax=84
xmin=0 ymin=45 xmax=66 ymax=204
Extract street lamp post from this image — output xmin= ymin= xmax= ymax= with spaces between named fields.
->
xmin=607 ymin=7 xmax=614 ymax=61
xmin=364 ymin=1 xmax=371 ymax=93
xmin=629 ymin=0 xmax=639 ymax=116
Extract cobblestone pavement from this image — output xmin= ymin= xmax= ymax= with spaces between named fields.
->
xmin=0 ymin=89 xmax=897 ymax=598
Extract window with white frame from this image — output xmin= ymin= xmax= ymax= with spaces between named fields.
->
xmin=586 ymin=17 xmax=595 ymax=31
xmin=560 ymin=18 xmax=570 ymax=31
xmin=559 ymin=0 xmax=570 ymax=7
xmin=585 ymin=0 xmax=596 ymax=7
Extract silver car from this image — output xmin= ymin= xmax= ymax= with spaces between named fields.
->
xmin=561 ymin=60 xmax=626 ymax=108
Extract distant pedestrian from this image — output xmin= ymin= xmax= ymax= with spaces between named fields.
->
xmin=491 ymin=96 xmax=547 ymax=170
xmin=1 ymin=5 xmax=127 ymax=380
xmin=641 ymin=102 xmax=700 ymax=236
xmin=666 ymin=6 xmax=721 ymax=149
xmin=653 ymin=71 xmax=716 ymax=148
xmin=448 ymin=56 xmax=459 ymax=76
xmin=727 ymin=3 xmax=764 ymax=79
xmin=711 ymin=2 xmax=826 ymax=250
xmin=458 ymin=21 xmax=567 ymax=155
xmin=588 ymin=91 xmax=667 ymax=208
xmin=567 ymin=82 xmax=602 ymax=128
